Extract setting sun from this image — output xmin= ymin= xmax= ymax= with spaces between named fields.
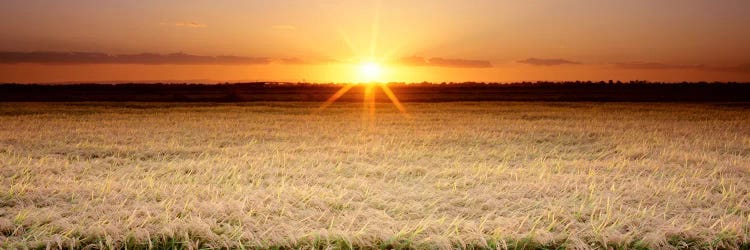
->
xmin=318 ymin=60 xmax=407 ymax=117
xmin=358 ymin=62 xmax=383 ymax=82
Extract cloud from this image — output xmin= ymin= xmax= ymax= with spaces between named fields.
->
xmin=614 ymin=61 xmax=750 ymax=74
xmin=710 ymin=63 xmax=750 ymax=74
xmin=271 ymin=25 xmax=296 ymax=31
xmin=279 ymin=58 xmax=307 ymax=64
xmin=398 ymin=56 xmax=492 ymax=68
xmin=0 ymin=51 xmax=270 ymax=65
xmin=613 ymin=62 xmax=704 ymax=70
xmin=274 ymin=57 xmax=340 ymax=65
xmin=174 ymin=22 xmax=207 ymax=28
xmin=517 ymin=58 xmax=580 ymax=66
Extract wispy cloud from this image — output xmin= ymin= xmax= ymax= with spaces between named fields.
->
xmin=613 ymin=62 xmax=704 ymax=70
xmin=278 ymin=58 xmax=307 ymax=64
xmin=0 ymin=51 xmax=269 ymax=65
xmin=711 ymin=63 xmax=750 ymax=74
xmin=517 ymin=58 xmax=580 ymax=66
xmin=614 ymin=61 xmax=750 ymax=74
xmin=398 ymin=56 xmax=492 ymax=68
xmin=173 ymin=21 xmax=207 ymax=28
xmin=271 ymin=25 xmax=296 ymax=31
xmin=275 ymin=57 xmax=340 ymax=65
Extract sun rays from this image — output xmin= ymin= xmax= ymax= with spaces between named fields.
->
xmin=317 ymin=83 xmax=409 ymax=118
xmin=316 ymin=0 xmax=408 ymax=118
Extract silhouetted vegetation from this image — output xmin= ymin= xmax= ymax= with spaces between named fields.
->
xmin=1 ymin=81 xmax=749 ymax=102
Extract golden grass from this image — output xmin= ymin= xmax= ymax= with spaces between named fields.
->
xmin=0 ymin=102 xmax=749 ymax=249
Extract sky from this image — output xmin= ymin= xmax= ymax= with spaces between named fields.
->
xmin=1 ymin=0 xmax=750 ymax=83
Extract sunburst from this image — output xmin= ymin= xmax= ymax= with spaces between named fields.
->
xmin=317 ymin=1 xmax=408 ymax=118
xmin=317 ymin=82 xmax=408 ymax=117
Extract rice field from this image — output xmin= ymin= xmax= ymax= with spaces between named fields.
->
xmin=0 ymin=102 xmax=749 ymax=249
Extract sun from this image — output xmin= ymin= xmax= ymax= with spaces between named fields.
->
xmin=359 ymin=61 xmax=383 ymax=82
xmin=317 ymin=60 xmax=408 ymax=118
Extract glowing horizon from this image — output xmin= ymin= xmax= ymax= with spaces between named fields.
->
xmin=1 ymin=1 xmax=750 ymax=83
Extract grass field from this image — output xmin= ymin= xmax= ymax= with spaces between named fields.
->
xmin=1 ymin=102 xmax=749 ymax=249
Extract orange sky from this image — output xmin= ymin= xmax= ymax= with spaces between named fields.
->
xmin=1 ymin=0 xmax=749 ymax=83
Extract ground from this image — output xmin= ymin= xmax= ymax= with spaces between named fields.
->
xmin=0 ymin=102 xmax=749 ymax=249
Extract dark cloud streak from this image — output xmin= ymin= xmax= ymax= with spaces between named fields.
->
xmin=517 ymin=58 xmax=580 ymax=66
xmin=276 ymin=57 xmax=340 ymax=65
xmin=711 ymin=63 xmax=750 ymax=74
xmin=398 ymin=56 xmax=492 ymax=68
xmin=614 ymin=62 xmax=750 ymax=74
xmin=174 ymin=22 xmax=207 ymax=28
xmin=614 ymin=62 xmax=704 ymax=70
xmin=0 ymin=51 xmax=270 ymax=65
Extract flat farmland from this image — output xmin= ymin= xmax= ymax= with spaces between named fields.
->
xmin=0 ymin=102 xmax=749 ymax=249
